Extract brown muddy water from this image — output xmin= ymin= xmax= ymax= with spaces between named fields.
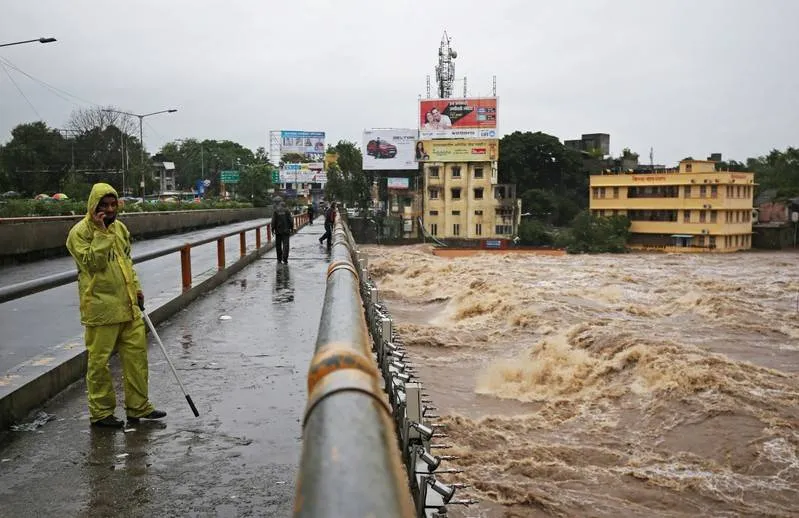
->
xmin=364 ymin=245 xmax=799 ymax=518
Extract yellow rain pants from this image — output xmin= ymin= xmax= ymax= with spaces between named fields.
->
xmin=84 ymin=310 xmax=155 ymax=422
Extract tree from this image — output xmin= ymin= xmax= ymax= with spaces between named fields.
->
xmin=240 ymin=162 xmax=274 ymax=206
xmin=0 ymin=122 xmax=71 ymax=195
xmin=498 ymin=131 xmax=586 ymax=226
xmin=558 ymin=211 xmax=631 ymax=253
xmin=67 ymin=106 xmax=136 ymax=136
xmin=325 ymin=140 xmax=370 ymax=210
xmin=746 ymin=148 xmax=799 ymax=198
xmin=518 ymin=219 xmax=553 ymax=245
xmin=621 ymin=147 xmax=639 ymax=160
xmin=156 ymin=139 xmax=255 ymax=193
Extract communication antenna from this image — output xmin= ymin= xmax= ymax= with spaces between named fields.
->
xmin=650 ymin=147 xmax=654 ymax=170
xmin=426 ymin=75 xmax=431 ymax=98
xmin=492 ymin=75 xmax=496 ymax=96
xmin=434 ymin=31 xmax=457 ymax=98
xmin=463 ymin=76 xmax=467 ymax=97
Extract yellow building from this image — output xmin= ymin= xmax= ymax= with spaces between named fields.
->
xmin=589 ymin=159 xmax=755 ymax=251
xmin=422 ymin=161 xmax=521 ymax=240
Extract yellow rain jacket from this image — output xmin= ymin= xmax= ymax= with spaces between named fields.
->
xmin=66 ymin=183 xmax=142 ymax=326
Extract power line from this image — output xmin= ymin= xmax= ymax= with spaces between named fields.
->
xmin=0 ymin=56 xmax=98 ymax=107
xmin=1 ymin=61 xmax=42 ymax=119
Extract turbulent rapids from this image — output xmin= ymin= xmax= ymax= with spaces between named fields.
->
xmin=365 ymin=245 xmax=799 ymax=518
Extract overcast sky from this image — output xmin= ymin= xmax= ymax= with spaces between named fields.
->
xmin=1 ymin=0 xmax=797 ymax=165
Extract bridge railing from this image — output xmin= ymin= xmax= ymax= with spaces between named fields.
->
xmin=295 ymin=217 xmax=475 ymax=518
xmin=0 ymin=214 xmax=309 ymax=304
xmin=294 ymin=219 xmax=415 ymax=517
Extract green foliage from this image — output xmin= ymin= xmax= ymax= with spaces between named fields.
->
xmin=0 ymin=199 xmax=252 ymax=218
xmin=239 ymin=162 xmax=274 ymax=207
xmin=747 ymin=147 xmax=799 ymax=198
xmin=324 ymin=141 xmax=370 ymax=210
xmin=518 ymin=219 xmax=553 ymax=245
xmin=0 ymin=122 xmax=71 ymax=196
xmin=280 ymin=152 xmax=314 ymax=164
xmin=155 ymin=139 xmax=255 ymax=194
xmin=558 ymin=211 xmax=631 ymax=254
xmin=498 ymin=131 xmax=586 ymax=226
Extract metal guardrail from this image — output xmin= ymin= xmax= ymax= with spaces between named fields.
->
xmin=0 ymin=214 xmax=309 ymax=304
xmin=295 ymin=218 xmax=476 ymax=518
xmin=294 ymin=220 xmax=415 ymax=518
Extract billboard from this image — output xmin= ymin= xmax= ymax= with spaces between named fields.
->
xmin=416 ymin=139 xmax=499 ymax=162
xmin=419 ymin=97 xmax=498 ymax=139
xmin=363 ymin=129 xmax=418 ymax=170
xmin=279 ymin=162 xmax=326 ymax=184
xmin=280 ymin=131 xmax=326 ymax=158
xmin=387 ymin=177 xmax=410 ymax=189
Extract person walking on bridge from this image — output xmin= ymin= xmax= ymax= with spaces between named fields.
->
xmin=271 ymin=201 xmax=294 ymax=263
xmin=319 ymin=202 xmax=337 ymax=247
xmin=66 ymin=183 xmax=166 ymax=429
xmin=306 ymin=204 xmax=315 ymax=225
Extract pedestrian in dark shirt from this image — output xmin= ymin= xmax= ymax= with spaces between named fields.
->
xmin=318 ymin=202 xmax=337 ymax=247
xmin=271 ymin=202 xmax=294 ymax=263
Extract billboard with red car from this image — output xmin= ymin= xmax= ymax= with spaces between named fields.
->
xmin=362 ymin=129 xmax=418 ymax=170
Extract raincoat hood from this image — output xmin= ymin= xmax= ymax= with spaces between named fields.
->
xmin=86 ymin=183 xmax=118 ymax=218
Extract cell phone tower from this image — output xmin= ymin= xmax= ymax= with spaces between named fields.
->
xmin=435 ymin=31 xmax=457 ymax=98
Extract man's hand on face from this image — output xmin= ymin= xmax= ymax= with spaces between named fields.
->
xmin=92 ymin=210 xmax=107 ymax=230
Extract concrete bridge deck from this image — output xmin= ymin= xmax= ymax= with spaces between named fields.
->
xmin=0 ymin=222 xmax=329 ymax=517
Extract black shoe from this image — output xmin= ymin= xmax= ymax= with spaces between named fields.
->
xmin=92 ymin=415 xmax=125 ymax=428
xmin=127 ymin=410 xmax=167 ymax=423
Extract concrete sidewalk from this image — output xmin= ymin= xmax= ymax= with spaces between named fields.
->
xmin=0 ymin=222 xmax=330 ymax=517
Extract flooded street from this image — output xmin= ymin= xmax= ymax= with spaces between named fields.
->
xmin=365 ymin=245 xmax=799 ymax=518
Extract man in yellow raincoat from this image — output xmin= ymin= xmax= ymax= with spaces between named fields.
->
xmin=66 ymin=183 xmax=165 ymax=428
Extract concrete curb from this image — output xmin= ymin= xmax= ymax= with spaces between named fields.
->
xmin=0 ymin=221 xmax=307 ymax=430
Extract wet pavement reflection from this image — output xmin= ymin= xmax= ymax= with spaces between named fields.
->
xmin=0 ymin=220 xmax=329 ymax=517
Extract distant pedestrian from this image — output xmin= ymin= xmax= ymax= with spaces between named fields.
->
xmin=271 ymin=202 xmax=294 ymax=263
xmin=319 ymin=202 xmax=337 ymax=247
xmin=307 ymin=204 xmax=315 ymax=225
xmin=66 ymin=182 xmax=166 ymax=428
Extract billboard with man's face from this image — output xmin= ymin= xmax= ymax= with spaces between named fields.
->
xmin=280 ymin=131 xmax=326 ymax=159
xmin=363 ymin=129 xmax=418 ymax=170
xmin=419 ymin=97 xmax=498 ymax=139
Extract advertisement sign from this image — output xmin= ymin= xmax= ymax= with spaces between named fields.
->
xmin=279 ymin=162 xmax=326 ymax=184
xmin=387 ymin=177 xmax=410 ymax=189
xmin=363 ymin=129 xmax=419 ymax=170
xmin=419 ymin=97 xmax=498 ymax=139
xmin=415 ymin=139 xmax=499 ymax=162
xmin=280 ymin=131 xmax=326 ymax=158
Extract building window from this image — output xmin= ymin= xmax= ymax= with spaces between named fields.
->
xmin=495 ymin=225 xmax=513 ymax=235
xmin=711 ymin=185 xmax=718 ymax=198
xmin=684 ymin=186 xmax=691 ymax=198
xmin=451 ymin=188 xmax=461 ymax=199
xmin=612 ymin=210 xmax=619 ymax=216
xmin=429 ymin=210 xmax=438 ymax=216
xmin=429 ymin=188 xmax=439 ymax=199
xmin=592 ymin=187 xmax=599 ymax=199
xmin=628 ymin=210 xmax=678 ymax=222
xmin=700 ymin=185 xmax=707 ymax=198
xmin=474 ymin=188 xmax=484 ymax=200
xmin=430 ymin=224 xmax=438 ymax=236
xmin=709 ymin=236 xmax=716 ymax=248
xmin=430 ymin=166 xmax=440 ymax=178
xmin=613 ymin=187 xmax=619 ymax=199
xmin=475 ymin=223 xmax=482 ymax=236
xmin=683 ymin=210 xmax=691 ymax=223
xmin=629 ymin=186 xmax=679 ymax=198
xmin=474 ymin=167 xmax=484 ymax=178
xmin=700 ymin=211 xmax=706 ymax=223
xmin=710 ymin=211 xmax=717 ymax=223
xmin=474 ymin=210 xmax=483 ymax=216
xmin=451 ymin=166 xmax=461 ymax=178
xmin=686 ymin=163 xmax=693 ymax=172
xmin=599 ymin=187 xmax=606 ymax=198
xmin=452 ymin=210 xmax=461 ymax=216
xmin=453 ymin=223 xmax=460 ymax=236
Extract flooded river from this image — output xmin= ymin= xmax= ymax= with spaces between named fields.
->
xmin=364 ymin=245 xmax=799 ymax=518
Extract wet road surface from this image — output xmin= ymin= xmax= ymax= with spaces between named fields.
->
xmin=0 ymin=222 xmax=330 ymax=517
xmin=0 ymin=218 xmax=274 ymax=374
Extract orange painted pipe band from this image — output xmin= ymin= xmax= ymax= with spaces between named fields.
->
xmin=303 ymin=369 xmax=390 ymax=429
xmin=326 ymin=261 xmax=358 ymax=280
xmin=306 ymin=345 xmax=379 ymax=394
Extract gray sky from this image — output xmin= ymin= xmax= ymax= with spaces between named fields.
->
xmin=1 ymin=0 xmax=797 ymax=165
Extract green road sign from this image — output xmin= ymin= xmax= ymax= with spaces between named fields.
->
xmin=220 ymin=170 xmax=240 ymax=184
xmin=271 ymin=170 xmax=280 ymax=183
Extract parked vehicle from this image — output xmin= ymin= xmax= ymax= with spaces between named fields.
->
xmin=366 ymin=139 xmax=397 ymax=159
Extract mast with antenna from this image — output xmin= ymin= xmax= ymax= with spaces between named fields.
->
xmin=435 ymin=31 xmax=457 ymax=98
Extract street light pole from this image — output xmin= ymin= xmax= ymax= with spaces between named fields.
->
xmin=101 ymin=108 xmax=177 ymax=200
xmin=0 ymin=37 xmax=57 ymax=48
